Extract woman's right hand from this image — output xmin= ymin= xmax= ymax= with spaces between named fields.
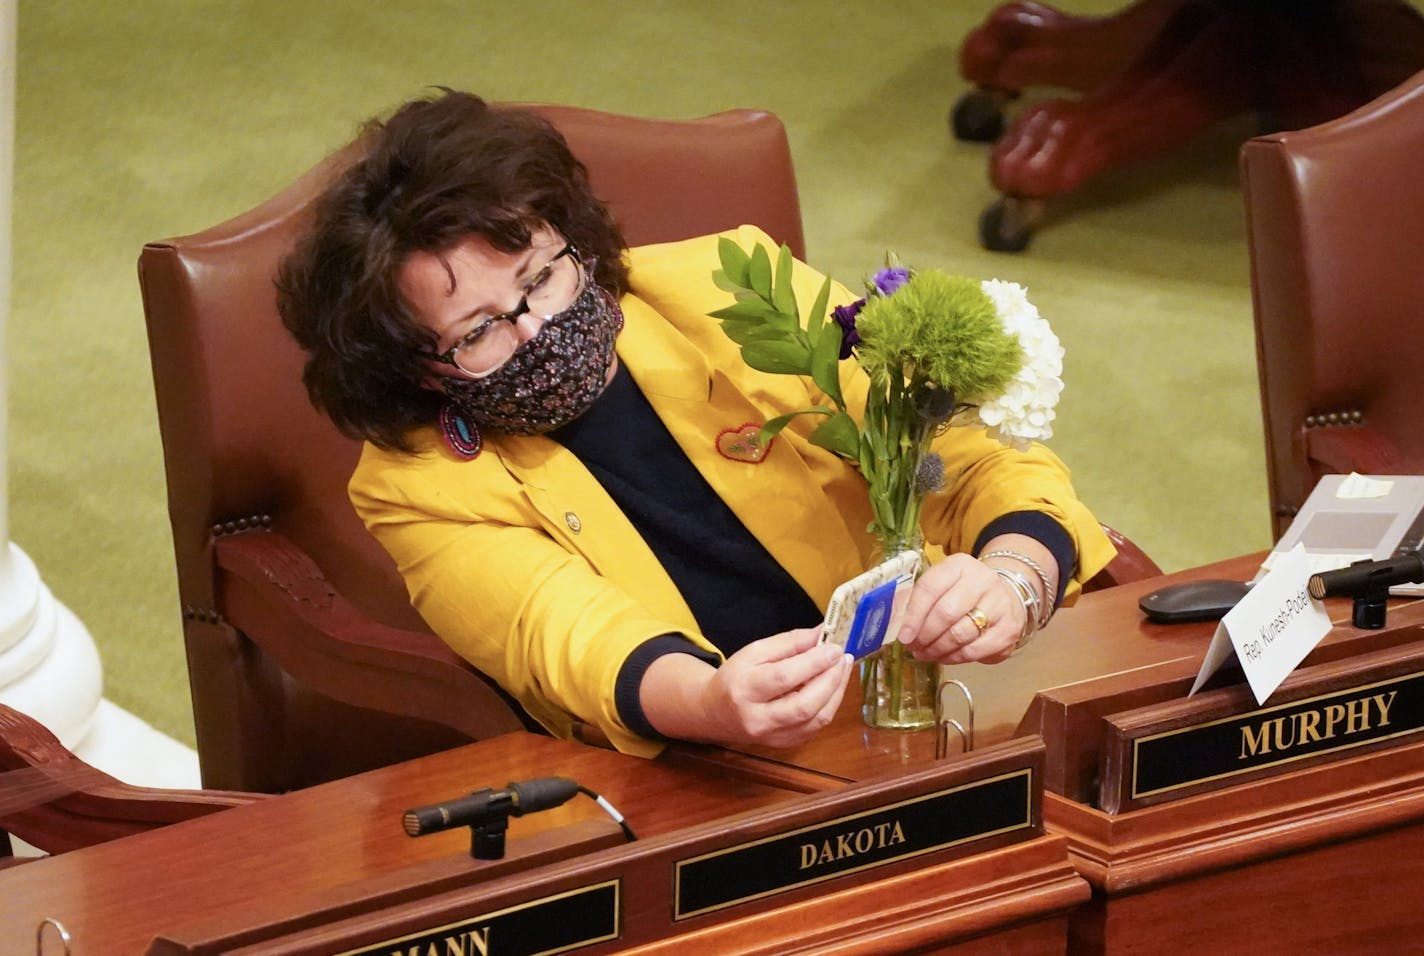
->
xmin=641 ymin=628 xmax=852 ymax=749
xmin=700 ymin=628 xmax=853 ymax=748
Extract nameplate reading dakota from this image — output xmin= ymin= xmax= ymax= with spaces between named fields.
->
xmin=340 ymin=880 xmax=619 ymax=956
xmin=673 ymin=769 xmax=1032 ymax=920
xmin=1130 ymin=670 xmax=1424 ymax=801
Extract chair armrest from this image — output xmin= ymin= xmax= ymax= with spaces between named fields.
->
xmin=1084 ymin=523 xmax=1164 ymax=592
xmin=1 ymin=705 xmax=262 ymax=854
xmin=1306 ymin=425 xmax=1406 ymax=477
xmin=213 ymin=531 xmax=528 ymax=742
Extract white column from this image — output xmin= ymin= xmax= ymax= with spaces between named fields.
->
xmin=0 ymin=0 xmax=197 ymax=801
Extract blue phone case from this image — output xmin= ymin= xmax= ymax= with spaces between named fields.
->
xmin=843 ymin=576 xmax=906 ymax=659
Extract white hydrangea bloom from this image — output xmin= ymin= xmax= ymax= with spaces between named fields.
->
xmin=973 ymin=279 xmax=1064 ymax=451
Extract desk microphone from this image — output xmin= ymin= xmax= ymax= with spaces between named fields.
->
xmin=1306 ymin=553 xmax=1424 ymax=600
xmin=403 ymin=776 xmax=579 ymax=837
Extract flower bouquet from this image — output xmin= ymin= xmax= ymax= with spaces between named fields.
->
xmin=710 ymin=239 xmax=1063 ymax=729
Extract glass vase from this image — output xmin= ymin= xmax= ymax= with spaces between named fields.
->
xmin=861 ymin=641 xmax=938 ymax=730
xmin=859 ymin=539 xmax=938 ymax=731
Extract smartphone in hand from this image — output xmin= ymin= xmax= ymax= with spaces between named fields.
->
xmin=821 ymin=551 xmax=921 ymax=659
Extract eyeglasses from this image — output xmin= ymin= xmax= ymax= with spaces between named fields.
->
xmin=425 ymin=243 xmax=587 ymax=377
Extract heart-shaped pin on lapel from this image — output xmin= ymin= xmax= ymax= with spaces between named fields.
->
xmin=715 ymin=423 xmax=773 ymax=464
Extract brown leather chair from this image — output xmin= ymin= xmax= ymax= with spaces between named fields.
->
xmin=1241 ymin=68 xmax=1424 ymax=541
xmin=954 ymin=0 xmax=1424 ymax=250
xmin=138 ymin=105 xmax=807 ymax=794
xmin=139 ymin=101 xmax=1156 ymax=795
xmin=1088 ymin=525 xmax=1160 ymax=589
xmin=0 ymin=704 xmax=259 ymax=861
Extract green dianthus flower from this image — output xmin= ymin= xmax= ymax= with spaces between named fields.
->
xmin=855 ymin=272 xmax=1022 ymax=402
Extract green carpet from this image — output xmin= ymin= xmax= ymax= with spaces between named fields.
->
xmin=12 ymin=0 xmax=1279 ymax=748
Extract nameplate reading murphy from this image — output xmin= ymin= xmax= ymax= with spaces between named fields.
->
xmin=1130 ymin=670 xmax=1424 ymax=801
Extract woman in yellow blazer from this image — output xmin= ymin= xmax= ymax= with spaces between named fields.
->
xmin=279 ymin=90 xmax=1115 ymax=757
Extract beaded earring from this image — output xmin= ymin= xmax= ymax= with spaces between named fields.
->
xmin=438 ymin=404 xmax=483 ymax=460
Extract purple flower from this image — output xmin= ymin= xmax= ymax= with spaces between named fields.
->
xmin=871 ymin=266 xmax=911 ymax=297
xmin=831 ymin=299 xmax=864 ymax=359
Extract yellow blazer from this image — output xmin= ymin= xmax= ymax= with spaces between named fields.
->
xmin=350 ymin=226 xmax=1115 ymax=755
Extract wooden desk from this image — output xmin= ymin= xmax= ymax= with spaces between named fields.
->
xmin=3 ymin=732 xmax=1088 ymax=954
xmin=12 ymin=553 xmax=1423 ymax=953
xmin=682 ymin=552 xmax=1424 ymax=953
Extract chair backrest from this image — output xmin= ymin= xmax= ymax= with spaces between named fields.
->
xmin=1242 ymin=69 xmax=1424 ymax=540
xmin=137 ymin=104 xmax=805 ymax=792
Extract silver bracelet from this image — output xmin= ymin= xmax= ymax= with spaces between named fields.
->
xmin=982 ymin=549 xmax=1056 ymax=627
xmin=992 ymin=567 xmax=1039 ymax=651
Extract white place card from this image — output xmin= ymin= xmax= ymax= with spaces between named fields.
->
xmin=1190 ymin=545 xmax=1333 ymax=704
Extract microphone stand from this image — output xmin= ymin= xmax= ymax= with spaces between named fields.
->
xmin=472 ymin=816 xmax=509 ymax=860
xmin=1351 ymin=572 xmax=1393 ymax=630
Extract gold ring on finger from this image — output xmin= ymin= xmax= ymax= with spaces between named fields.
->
xmin=967 ymin=607 xmax=989 ymax=633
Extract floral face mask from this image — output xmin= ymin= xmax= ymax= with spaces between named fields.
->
xmin=439 ymin=282 xmax=624 ymax=436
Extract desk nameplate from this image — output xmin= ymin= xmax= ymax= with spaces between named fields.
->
xmin=338 ymin=880 xmax=619 ymax=956
xmin=1099 ymin=641 xmax=1424 ymax=813
xmin=672 ymin=767 xmax=1034 ymax=919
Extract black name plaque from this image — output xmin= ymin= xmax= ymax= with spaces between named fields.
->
xmin=1127 ymin=669 xmax=1424 ymax=803
xmin=673 ymin=768 xmax=1033 ymax=920
xmin=340 ymin=879 xmax=620 ymax=956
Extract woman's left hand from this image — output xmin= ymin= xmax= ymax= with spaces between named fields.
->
xmin=894 ymin=553 xmax=1025 ymax=664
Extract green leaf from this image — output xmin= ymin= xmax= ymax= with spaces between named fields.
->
xmin=748 ymin=244 xmax=773 ymax=300
xmin=709 ymin=297 xmax=795 ymax=328
xmin=771 ymin=244 xmax=798 ymax=319
xmin=858 ymin=431 xmax=876 ymax=479
xmin=809 ymin=412 xmax=860 ymax=459
xmin=759 ymin=406 xmax=833 ymax=441
xmin=717 ymin=238 xmax=751 ymax=289
xmin=717 ymin=318 xmax=788 ymax=347
xmin=711 ymin=269 xmax=746 ymax=295
xmin=863 ymin=413 xmax=888 ymax=461
xmin=742 ymin=338 xmax=810 ymax=375
xmin=805 ymin=276 xmax=831 ymax=338
xmin=809 ymin=319 xmax=845 ymax=409
xmin=723 ymin=324 xmax=803 ymax=351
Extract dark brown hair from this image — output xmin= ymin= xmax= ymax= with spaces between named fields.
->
xmin=277 ymin=89 xmax=629 ymax=451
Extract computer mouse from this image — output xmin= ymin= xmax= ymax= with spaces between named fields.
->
xmin=1138 ymin=579 xmax=1252 ymax=624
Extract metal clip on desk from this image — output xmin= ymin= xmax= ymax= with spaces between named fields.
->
xmin=934 ymin=679 xmax=975 ymax=759
xmin=36 ymin=918 xmax=70 ymax=956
